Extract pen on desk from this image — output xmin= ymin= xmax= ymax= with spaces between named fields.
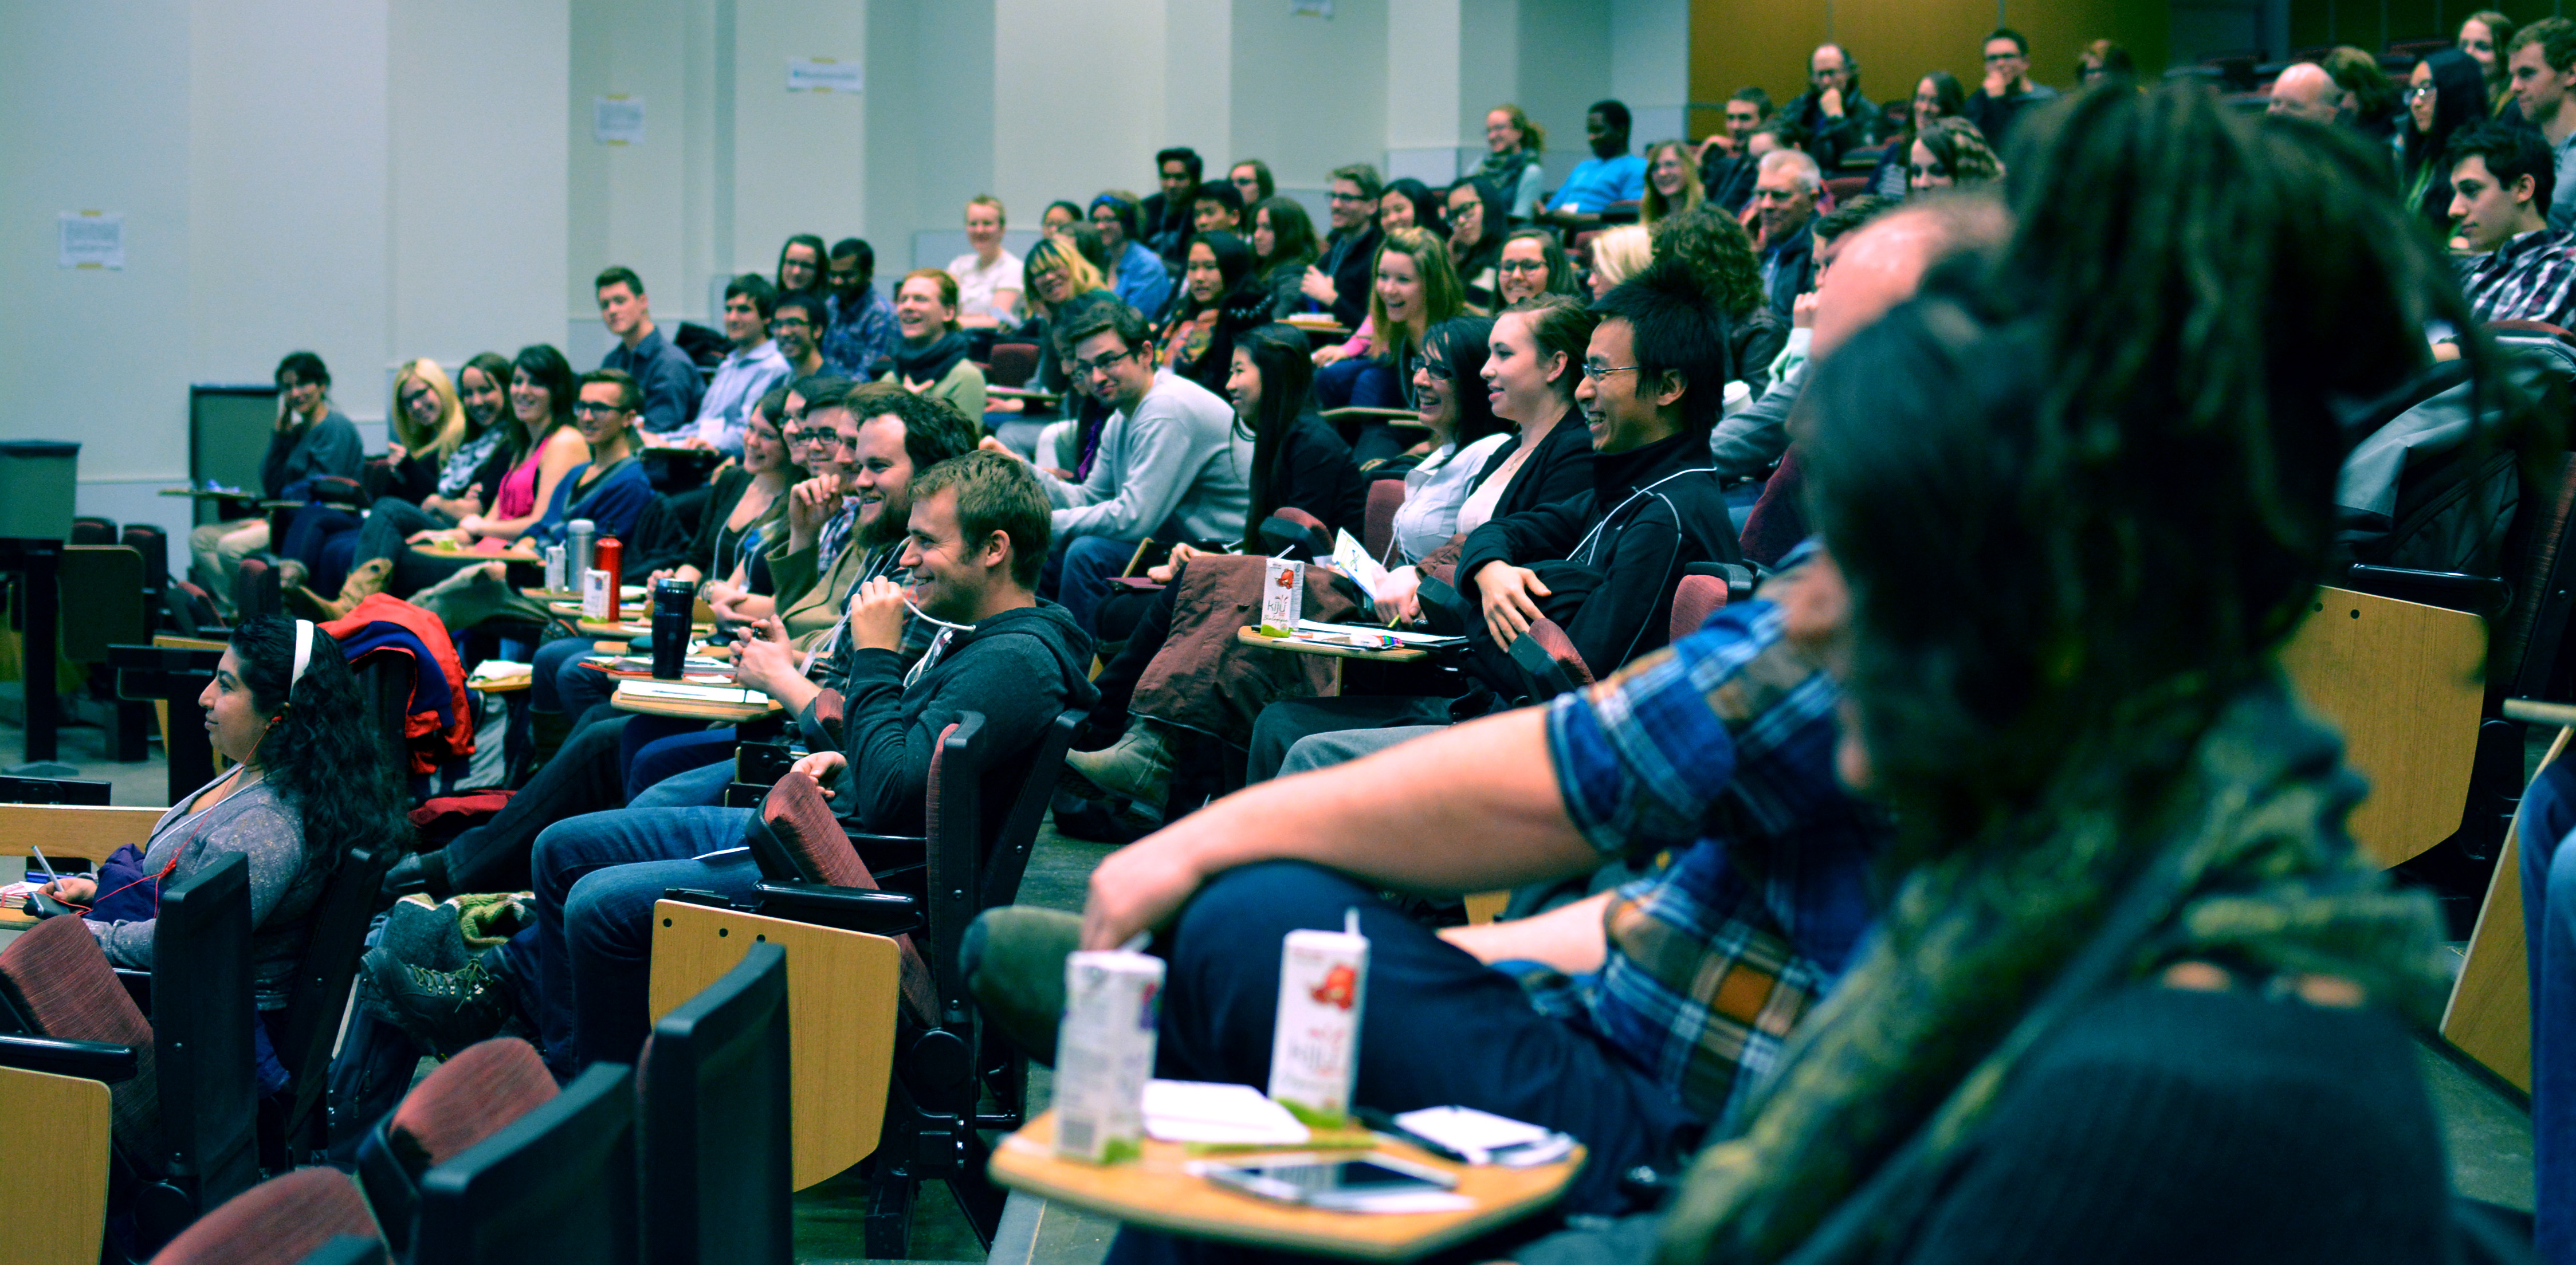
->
xmin=29 ymin=844 xmax=59 ymax=885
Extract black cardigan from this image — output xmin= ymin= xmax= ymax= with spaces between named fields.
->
xmin=1318 ymin=225 xmax=1384 ymax=329
xmin=1266 ymin=412 xmax=1367 ymax=537
xmin=685 ymin=467 xmax=761 ymax=579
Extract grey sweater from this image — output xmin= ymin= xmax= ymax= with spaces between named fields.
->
xmin=259 ymin=408 xmax=365 ymax=499
xmin=1038 ymin=370 xmax=1252 ymax=545
xmin=86 ymin=776 xmax=324 ymax=1009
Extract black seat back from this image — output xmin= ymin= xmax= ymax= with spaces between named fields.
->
xmin=155 ymin=851 xmax=260 ymax=1223
xmin=414 ymin=1062 xmax=639 ymax=1265
xmin=0 ymin=773 xmax=111 ymax=805
xmin=642 ymin=942 xmax=791 ymax=1265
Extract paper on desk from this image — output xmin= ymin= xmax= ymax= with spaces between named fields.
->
xmin=1294 ymin=620 xmax=1464 ymax=649
xmin=1328 ymin=531 xmax=1391 ymax=600
xmin=467 ymin=660 xmax=532 ymax=685
xmin=1144 ymin=1080 xmax=1310 ymax=1145
xmin=617 ymin=680 xmax=768 ymax=706
xmin=1393 ymin=1106 xmax=1561 ymax=1166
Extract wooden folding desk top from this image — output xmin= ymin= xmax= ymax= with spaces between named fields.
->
xmin=611 ymin=682 xmax=779 ymax=722
xmin=409 ymin=540 xmax=541 ymax=565
xmin=1235 ymin=627 xmax=1428 ymax=663
xmin=990 ymin=1111 xmax=1582 ymax=1262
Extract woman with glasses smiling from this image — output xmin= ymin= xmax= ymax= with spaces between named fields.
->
xmin=1494 ymin=227 xmax=1581 ymax=306
xmin=2401 ymin=49 xmax=2488 ymax=231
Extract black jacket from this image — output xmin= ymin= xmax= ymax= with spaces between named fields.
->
xmin=1703 ymin=154 xmax=1759 ymax=215
xmin=1140 ymin=192 xmax=1196 ymax=267
xmin=830 ymin=600 xmax=1099 ymax=839
xmin=1456 ymin=430 xmax=1738 ymax=682
xmin=1762 ymin=223 xmax=1815 ymax=321
xmin=1267 ymin=411 xmax=1367 ymax=537
xmin=1320 ymin=225 xmax=1384 ymax=329
xmin=1784 ymin=89 xmax=1876 ymax=171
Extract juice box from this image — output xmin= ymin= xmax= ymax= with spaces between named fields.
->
xmin=1266 ymin=911 xmax=1368 ymax=1128
xmin=1259 ymin=557 xmax=1305 ymax=637
xmin=1054 ymin=950 xmax=1163 ymax=1163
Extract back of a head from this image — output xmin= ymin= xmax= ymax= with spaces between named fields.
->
xmin=1593 ymin=256 xmax=1733 ymax=438
xmin=1800 ymin=82 xmax=2492 ymax=826
xmin=1588 ymin=225 xmax=1654 ymax=289
xmin=1650 ymin=202 xmax=1765 ymax=320
xmin=2322 ymin=46 xmax=2399 ymax=122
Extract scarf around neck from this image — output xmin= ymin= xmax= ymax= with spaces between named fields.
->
xmin=1659 ymin=675 xmax=2452 ymax=1265
xmin=886 ymin=330 xmax=970 ymax=386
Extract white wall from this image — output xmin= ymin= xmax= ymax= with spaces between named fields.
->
xmin=2 ymin=0 xmax=1654 ymax=578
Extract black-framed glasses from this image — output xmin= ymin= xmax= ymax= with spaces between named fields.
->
xmin=773 ymin=315 xmax=814 ymax=330
xmin=1070 ymin=347 xmax=1133 ymax=379
xmin=1498 ymin=259 xmax=1549 ymax=273
xmin=1580 ymin=363 xmax=1642 ymax=382
xmin=2407 ymin=82 xmax=2439 ymax=99
xmin=1421 ymin=362 xmax=1455 ymax=381
xmin=1985 ymin=50 xmax=2023 ymax=62
xmin=572 ymin=402 xmax=630 ymax=419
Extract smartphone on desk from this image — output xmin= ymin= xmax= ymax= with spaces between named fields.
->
xmin=1199 ymin=1156 xmax=1456 ymax=1209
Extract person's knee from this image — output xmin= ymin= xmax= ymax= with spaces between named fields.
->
xmin=2548 ymin=837 xmax=2576 ymax=935
xmin=1172 ymin=862 xmax=1373 ymax=961
xmin=532 ymin=815 xmax=614 ymax=904
xmin=562 ymin=867 xmax=657 ymax=958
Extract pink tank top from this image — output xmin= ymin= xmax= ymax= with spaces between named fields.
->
xmin=494 ymin=444 xmax=545 ymax=520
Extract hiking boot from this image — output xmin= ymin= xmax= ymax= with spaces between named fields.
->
xmin=285 ymin=556 xmax=391 ymax=622
xmin=361 ymin=945 xmax=523 ymax=1057
xmin=1059 ymin=721 xmax=1172 ymax=828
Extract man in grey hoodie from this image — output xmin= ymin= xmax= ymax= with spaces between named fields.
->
xmin=1029 ymin=294 xmax=1252 ymax=635
xmin=388 ymin=450 xmax=1099 ymax=1078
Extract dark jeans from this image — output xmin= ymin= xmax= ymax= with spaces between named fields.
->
xmin=529 ymin=808 xmax=760 ymax=1077
xmin=356 ymin=497 xmax=487 ymax=598
xmin=1052 ymin=535 xmax=1141 ymax=639
xmin=623 ymin=724 xmax=736 ymax=800
xmin=279 ymin=505 xmax=362 ymax=593
xmin=1247 ymin=695 xmax=1453 ymax=782
xmin=440 ymin=705 xmax=631 ymax=894
xmin=1106 ymin=861 xmax=1696 ymax=1265
xmin=2522 ymin=757 xmax=2576 ymax=1264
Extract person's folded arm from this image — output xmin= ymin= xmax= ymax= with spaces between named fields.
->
xmin=1710 ymin=363 xmax=1801 ymax=482
xmin=1050 ymin=410 xmax=1196 ymax=541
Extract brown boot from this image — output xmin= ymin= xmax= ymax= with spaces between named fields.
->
xmin=286 ymin=557 xmax=391 ymax=622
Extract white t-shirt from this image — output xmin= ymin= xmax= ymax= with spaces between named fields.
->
xmin=947 ymin=249 xmax=1026 ymax=324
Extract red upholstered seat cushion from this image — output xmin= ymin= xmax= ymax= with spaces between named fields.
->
xmin=1669 ymin=574 xmax=1728 ymax=643
xmin=760 ymin=774 xmax=869 ymax=889
xmin=0 ymin=913 xmax=160 ymax=1158
xmin=148 ymin=1166 xmax=385 ymax=1265
xmin=1522 ymin=619 xmax=1592 ymax=686
xmin=1363 ymin=480 xmax=1406 ymax=562
xmin=385 ymin=1037 xmax=557 ymax=1170
xmin=760 ymin=765 xmax=941 ymax=1022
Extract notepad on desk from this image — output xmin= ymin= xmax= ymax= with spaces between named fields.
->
xmin=615 ymin=680 xmax=769 ymax=706
xmin=1293 ymin=620 xmax=1465 ymax=649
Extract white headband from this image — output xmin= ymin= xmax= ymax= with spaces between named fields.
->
xmin=290 ymin=619 xmax=314 ymax=690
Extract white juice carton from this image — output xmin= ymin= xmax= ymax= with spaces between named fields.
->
xmin=581 ymin=567 xmax=614 ymax=620
xmin=1259 ymin=557 xmax=1305 ymax=637
xmin=1266 ymin=910 xmax=1369 ymax=1128
xmin=1054 ymin=950 xmax=1164 ymax=1164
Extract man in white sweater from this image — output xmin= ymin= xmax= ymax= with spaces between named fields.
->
xmin=1026 ymin=296 xmax=1251 ymax=634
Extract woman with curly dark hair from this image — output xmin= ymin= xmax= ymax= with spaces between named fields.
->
xmin=42 ymin=615 xmax=412 ymax=1025
xmin=1650 ymin=202 xmax=1789 ymax=394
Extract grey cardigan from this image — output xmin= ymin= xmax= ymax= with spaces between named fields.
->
xmin=85 ymin=775 xmax=324 ymax=1009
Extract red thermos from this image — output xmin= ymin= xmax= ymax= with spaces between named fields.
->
xmin=594 ymin=536 xmax=622 ymax=591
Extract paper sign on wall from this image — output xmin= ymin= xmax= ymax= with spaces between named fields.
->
xmin=60 ymin=212 xmax=123 ymax=270
xmin=593 ymin=96 xmax=645 ymax=146
xmin=1293 ymin=0 xmax=1334 ymax=16
xmin=787 ymin=58 xmax=862 ymax=93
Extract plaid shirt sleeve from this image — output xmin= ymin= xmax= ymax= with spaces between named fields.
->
xmin=2462 ymin=229 xmax=2576 ymax=328
xmin=1542 ymin=600 xmax=1878 ymax=1122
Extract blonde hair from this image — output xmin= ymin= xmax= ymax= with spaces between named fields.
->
xmin=1366 ymin=227 xmax=1467 ymax=366
xmin=901 ymin=268 xmax=963 ymax=332
xmin=1024 ymin=237 xmax=1110 ymax=319
xmin=391 ymin=358 xmax=469 ymax=465
xmin=1640 ymin=140 xmax=1706 ymax=225
xmin=966 ymin=194 xmax=1007 ymax=226
xmin=1588 ymin=225 xmax=1654 ymax=290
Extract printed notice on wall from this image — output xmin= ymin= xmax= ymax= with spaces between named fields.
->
xmin=1293 ymin=0 xmax=1334 ymax=16
xmin=60 ymin=211 xmax=124 ymax=269
xmin=594 ymin=96 xmax=645 ymax=146
xmin=787 ymin=57 xmax=861 ymax=93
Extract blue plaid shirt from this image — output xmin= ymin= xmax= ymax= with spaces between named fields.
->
xmin=1541 ymin=598 xmax=1886 ymax=1122
xmin=823 ymin=286 xmax=899 ymax=380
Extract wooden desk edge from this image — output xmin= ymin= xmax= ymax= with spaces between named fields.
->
xmin=1235 ymin=626 xmax=1429 ymax=663
xmin=988 ymin=1114 xmax=1580 ymax=1263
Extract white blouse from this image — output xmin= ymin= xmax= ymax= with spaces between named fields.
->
xmin=1389 ymin=432 xmax=1512 ymax=563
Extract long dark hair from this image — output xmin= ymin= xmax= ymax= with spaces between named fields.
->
xmin=1802 ymin=82 xmax=2525 ymax=851
xmin=775 ymin=233 xmax=827 ymax=296
xmin=230 ymin=616 xmax=413 ymax=875
xmin=1902 ymin=70 xmax=1966 ymax=152
xmin=505 ymin=344 xmax=576 ymax=461
xmin=1379 ymin=178 xmax=1446 ymax=237
xmin=1252 ymin=196 xmax=1321 ymax=274
xmin=1423 ymin=316 xmax=1504 ymax=450
xmin=460 ymin=351 xmax=513 ymax=438
xmin=1235 ymin=324 xmax=1319 ymax=549
xmin=2403 ymin=51 xmax=2487 ymax=204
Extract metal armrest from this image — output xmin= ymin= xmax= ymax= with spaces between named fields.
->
xmin=749 ymin=881 xmax=922 ymax=936
xmin=0 ymin=1034 xmax=141 ymax=1082
xmin=2340 ymin=564 xmax=2510 ymax=616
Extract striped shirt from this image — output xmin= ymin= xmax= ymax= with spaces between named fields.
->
xmin=2459 ymin=226 xmax=2576 ymax=329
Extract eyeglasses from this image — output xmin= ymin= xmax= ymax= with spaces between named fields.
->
xmin=1984 ymin=50 xmax=2023 ymax=62
xmin=1498 ymin=259 xmax=1549 ymax=274
xmin=572 ymin=402 xmax=630 ymax=419
xmin=1580 ymin=363 xmax=1642 ymax=382
xmin=2407 ymin=82 xmax=2439 ymax=100
xmin=1070 ymin=347 xmax=1133 ymax=379
xmin=1421 ymin=362 xmax=1455 ymax=381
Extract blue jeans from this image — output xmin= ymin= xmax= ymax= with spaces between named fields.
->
xmin=2523 ymin=758 xmax=2576 ymax=1264
xmin=1054 ymin=534 xmax=1141 ymax=639
xmin=1315 ymin=358 xmax=1400 ymax=411
xmin=1141 ymin=863 xmax=1694 ymax=1212
xmin=529 ymin=808 xmax=761 ymax=1078
xmin=631 ymin=758 xmax=736 ymax=808
xmin=623 ymin=724 xmax=737 ymax=801
xmin=534 ymin=636 xmax=615 ymax=716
